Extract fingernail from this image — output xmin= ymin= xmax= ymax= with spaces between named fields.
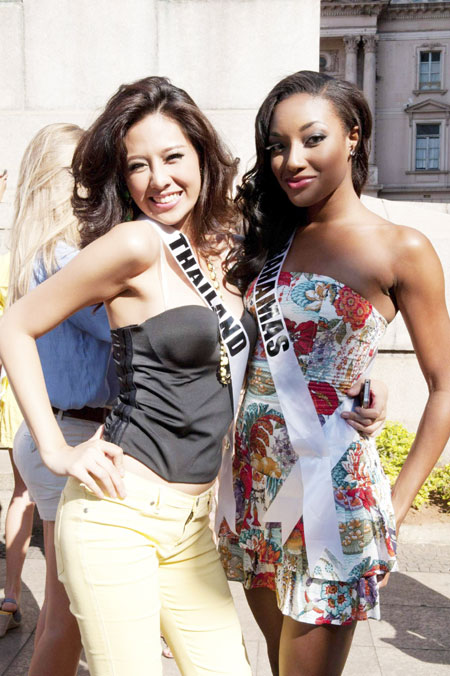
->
xmin=341 ymin=412 xmax=349 ymax=419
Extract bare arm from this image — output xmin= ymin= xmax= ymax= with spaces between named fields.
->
xmin=0 ymin=222 xmax=156 ymax=498
xmin=389 ymin=228 xmax=450 ymax=529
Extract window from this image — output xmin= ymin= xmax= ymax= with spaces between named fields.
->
xmin=415 ymin=123 xmax=440 ymax=170
xmin=319 ymin=51 xmax=339 ymax=75
xmin=419 ymin=51 xmax=441 ymax=90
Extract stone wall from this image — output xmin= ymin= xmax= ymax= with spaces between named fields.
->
xmin=0 ymin=0 xmax=320 ymax=237
xmin=362 ymin=195 xmax=450 ymax=462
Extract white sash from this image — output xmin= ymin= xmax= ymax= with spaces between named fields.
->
xmin=137 ymin=215 xmax=250 ymax=530
xmin=253 ymin=236 xmax=354 ymax=575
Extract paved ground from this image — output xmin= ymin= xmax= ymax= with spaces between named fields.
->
xmin=1 ymin=448 xmax=450 ymax=675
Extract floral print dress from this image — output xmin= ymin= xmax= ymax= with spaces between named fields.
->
xmin=218 ymin=272 xmax=397 ymax=625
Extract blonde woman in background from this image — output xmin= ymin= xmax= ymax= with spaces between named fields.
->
xmin=0 ymin=251 xmax=32 ymax=638
xmin=7 ymin=123 xmax=117 ymax=675
xmin=0 ymin=169 xmax=7 ymax=202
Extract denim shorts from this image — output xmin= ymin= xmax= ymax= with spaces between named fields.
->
xmin=13 ymin=416 xmax=99 ymax=521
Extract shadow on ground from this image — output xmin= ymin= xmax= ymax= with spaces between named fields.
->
xmin=0 ymin=577 xmax=41 ymax=676
xmin=0 ymin=507 xmax=44 ymax=675
xmin=377 ymin=571 xmax=450 ymax=666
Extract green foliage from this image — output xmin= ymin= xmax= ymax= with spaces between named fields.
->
xmin=376 ymin=421 xmax=450 ymax=510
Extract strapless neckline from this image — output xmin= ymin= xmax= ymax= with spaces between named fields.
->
xmin=280 ymin=271 xmax=389 ymax=326
xmin=111 ymin=305 xmax=247 ymax=334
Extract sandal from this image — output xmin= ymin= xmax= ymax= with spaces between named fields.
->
xmin=0 ymin=598 xmax=22 ymax=638
xmin=161 ymin=635 xmax=174 ymax=659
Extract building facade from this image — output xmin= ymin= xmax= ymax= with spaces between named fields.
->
xmin=321 ymin=0 xmax=450 ymax=202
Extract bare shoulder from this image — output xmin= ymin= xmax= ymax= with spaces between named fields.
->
xmin=360 ymin=206 xmax=434 ymax=261
xmin=80 ymin=220 xmax=160 ymax=284
xmin=103 ymin=220 xmax=160 ymax=265
xmin=377 ymin=222 xmax=443 ymax=294
xmin=353 ymin=205 xmax=440 ymax=287
xmin=386 ymin=223 xmax=435 ymax=262
xmin=67 ymin=219 xmax=162 ymax=289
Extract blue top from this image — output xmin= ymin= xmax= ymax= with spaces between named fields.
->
xmin=32 ymin=241 xmax=118 ymax=410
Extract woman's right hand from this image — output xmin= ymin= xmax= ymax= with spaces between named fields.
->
xmin=46 ymin=425 xmax=126 ymax=500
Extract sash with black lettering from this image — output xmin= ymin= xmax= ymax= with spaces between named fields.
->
xmin=138 ymin=215 xmax=249 ymax=531
xmin=253 ymin=235 xmax=346 ymax=576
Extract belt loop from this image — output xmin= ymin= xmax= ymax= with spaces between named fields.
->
xmin=57 ymin=409 xmax=64 ymax=421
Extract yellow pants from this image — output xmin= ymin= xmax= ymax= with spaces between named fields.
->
xmin=55 ymin=474 xmax=251 ymax=676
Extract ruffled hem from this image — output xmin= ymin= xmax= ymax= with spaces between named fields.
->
xmin=218 ymin=520 xmax=397 ymax=625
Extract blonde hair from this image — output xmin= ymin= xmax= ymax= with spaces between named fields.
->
xmin=8 ymin=123 xmax=84 ymax=304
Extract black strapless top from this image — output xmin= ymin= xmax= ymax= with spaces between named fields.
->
xmin=103 ymin=305 xmax=256 ymax=483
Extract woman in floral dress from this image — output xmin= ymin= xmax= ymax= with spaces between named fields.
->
xmin=219 ymin=71 xmax=450 ymax=675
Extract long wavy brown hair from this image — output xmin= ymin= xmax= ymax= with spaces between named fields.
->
xmin=226 ymin=70 xmax=372 ymax=292
xmin=72 ymin=76 xmax=239 ymax=256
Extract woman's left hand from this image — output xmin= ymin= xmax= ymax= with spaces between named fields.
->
xmin=341 ymin=378 xmax=388 ymax=436
xmin=377 ymin=572 xmax=390 ymax=589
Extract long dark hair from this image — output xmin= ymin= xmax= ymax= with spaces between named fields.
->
xmin=72 ymin=76 xmax=238 ymax=254
xmin=226 ymin=70 xmax=372 ymax=292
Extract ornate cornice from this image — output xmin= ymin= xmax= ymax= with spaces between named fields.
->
xmin=322 ymin=1 xmax=450 ymax=20
xmin=321 ymin=1 xmax=389 ymax=17
xmin=405 ymin=98 xmax=450 ymax=115
xmin=404 ymin=98 xmax=450 ymax=127
xmin=385 ymin=2 xmax=450 ymax=20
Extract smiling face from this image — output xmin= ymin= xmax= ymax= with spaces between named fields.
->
xmin=124 ymin=112 xmax=202 ymax=230
xmin=267 ymin=93 xmax=357 ymax=209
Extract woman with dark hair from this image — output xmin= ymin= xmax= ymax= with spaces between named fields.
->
xmin=219 ymin=70 xmax=450 ymax=675
xmin=0 ymin=76 xmax=253 ymax=676
xmin=0 ymin=74 xmax=387 ymax=675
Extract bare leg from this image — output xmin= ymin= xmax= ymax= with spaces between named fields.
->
xmin=2 ymin=450 xmax=35 ymax=612
xmin=34 ymin=597 xmax=47 ymax=647
xmin=245 ymin=587 xmax=283 ymax=676
xmin=279 ymin=616 xmax=356 ymax=676
xmin=29 ymin=521 xmax=82 ymax=676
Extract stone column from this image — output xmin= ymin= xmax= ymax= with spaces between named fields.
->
xmin=362 ymin=35 xmax=378 ymax=166
xmin=343 ymin=35 xmax=359 ymax=84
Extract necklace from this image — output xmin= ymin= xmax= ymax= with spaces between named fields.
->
xmin=206 ymin=257 xmax=231 ymax=387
